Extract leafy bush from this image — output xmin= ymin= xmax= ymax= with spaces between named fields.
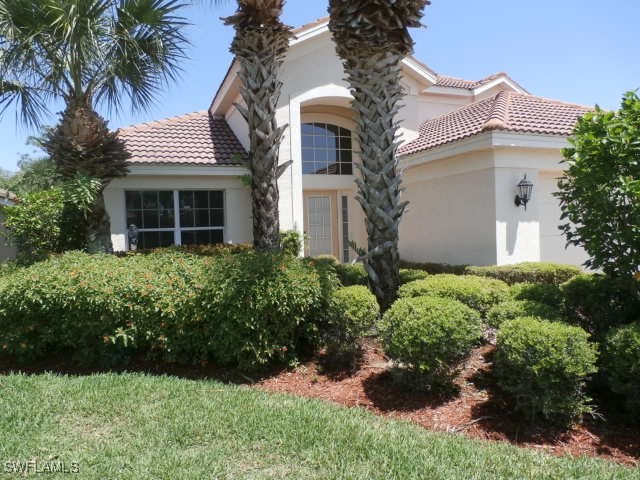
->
xmin=201 ymin=251 xmax=323 ymax=369
xmin=509 ymin=282 xmax=564 ymax=308
xmin=560 ymin=274 xmax=640 ymax=337
xmin=398 ymin=274 xmax=509 ymax=316
xmin=335 ymin=262 xmax=368 ymax=286
xmin=465 ymin=262 xmax=581 ymax=286
xmin=602 ymin=322 xmax=640 ymax=418
xmin=399 ymin=260 xmax=467 ymax=275
xmin=0 ymin=250 xmax=327 ymax=370
xmin=3 ymin=176 xmax=101 ymax=263
xmin=379 ymin=296 xmax=482 ymax=383
xmin=280 ymin=230 xmax=303 ymax=256
xmin=557 ymin=92 xmax=640 ymax=277
xmin=0 ymin=250 xmax=204 ymax=365
xmin=324 ymin=286 xmax=379 ymax=364
xmin=486 ymin=300 xmax=561 ymax=328
xmin=495 ymin=317 xmax=598 ymax=423
xmin=399 ymin=268 xmax=429 ymax=284
xmin=155 ymin=243 xmax=254 ymax=257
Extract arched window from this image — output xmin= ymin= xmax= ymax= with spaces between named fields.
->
xmin=301 ymin=123 xmax=353 ymax=175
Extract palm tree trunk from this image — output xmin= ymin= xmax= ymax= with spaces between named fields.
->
xmin=45 ymin=95 xmax=129 ymax=253
xmin=225 ymin=3 xmax=292 ymax=251
xmin=329 ymin=0 xmax=428 ymax=310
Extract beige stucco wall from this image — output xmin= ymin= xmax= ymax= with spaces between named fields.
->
xmin=105 ymin=173 xmax=252 ymax=252
xmin=221 ymin=31 xmax=448 ymax=247
xmin=400 ymin=151 xmax=498 ymax=266
xmin=399 ymin=145 xmax=589 ymax=267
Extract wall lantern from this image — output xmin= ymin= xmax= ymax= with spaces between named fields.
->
xmin=514 ymin=174 xmax=534 ymax=210
xmin=128 ymin=224 xmax=139 ymax=251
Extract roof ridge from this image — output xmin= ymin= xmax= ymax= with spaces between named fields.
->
xmin=483 ymin=90 xmax=511 ymax=131
xmin=118 ymin=110 xmax=209 ymax=133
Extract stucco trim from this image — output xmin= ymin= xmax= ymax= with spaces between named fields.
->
xmin=126 ymin=165 xmax=249 ymax=177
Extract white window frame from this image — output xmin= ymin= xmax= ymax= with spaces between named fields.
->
xmin=124 ymin=189 xmax=226 ymax=250
xmin=301 ymin=122 xmax=354 ymax=176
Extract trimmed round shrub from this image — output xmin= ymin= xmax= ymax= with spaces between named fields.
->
xmin=379 ymin=296 xmax=483 ymax=381
xmin=509 ymin=282 xmax=564 ymax=308
xmin=311 ymin=255 xmax=339 ymax=267
xmin=398 ymin=274 xmax=509 ymax=316
xmin=324 ymin=286 xmax=379 ymax=363
xmin=399 ymin=268 xmax=429 ymax=284
xmin=335 ymin=262 xmax=368 ymax=286
xmin=602 ymin=322 xmax=640 ymax=418
xmin=560 ymin=274 xmax=640 ymax=337
xmin=495 ymin=317 xmax=598 ymax=423
xmin=465 ymin=262 xmax=581 ymax=286
xmin=486 ymin=300 xmax=561 ymax=328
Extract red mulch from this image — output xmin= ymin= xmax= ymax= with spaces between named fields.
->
xmin=258 ymin=339 xmax=640 ymax=466
xmin=2 ymin=341 xmax=638 ymax=466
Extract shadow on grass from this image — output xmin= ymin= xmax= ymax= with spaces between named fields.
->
xmin=0 ymin=352 xmax=290 ymax=386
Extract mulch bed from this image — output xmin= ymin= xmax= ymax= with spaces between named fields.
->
xmin=2 ymin=340 xmax=638 ymax=466
xmin=257 ymin=339 xmax=640 ymax=466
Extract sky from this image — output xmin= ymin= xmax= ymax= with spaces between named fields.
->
xmin=1 ymin=0 xmax=639 ymax=172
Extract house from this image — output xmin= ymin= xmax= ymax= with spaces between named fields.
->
xmin=108 ymin=17 xmax=590 ymax=267
xmin=0 ymin=188 xmax=17 ymax=262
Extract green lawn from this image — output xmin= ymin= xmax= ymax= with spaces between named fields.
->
xmin=0 ymin=373 xmax=636 ymax=479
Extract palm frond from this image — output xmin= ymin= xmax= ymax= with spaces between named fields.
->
xmin=94 ymin=0 xmax=189 ymax=113
xmin=0 ymin=79 xmax=48 ymax=128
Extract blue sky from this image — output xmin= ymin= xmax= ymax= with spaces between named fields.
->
xmin=1 ymin=0 xmax=639 ymax=171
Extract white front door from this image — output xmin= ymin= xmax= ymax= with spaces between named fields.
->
xmin=307 ymin=196 xmax=332 ymax=257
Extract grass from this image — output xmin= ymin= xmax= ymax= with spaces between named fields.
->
xmin=0 ymin=373 xmax=636 ymax=479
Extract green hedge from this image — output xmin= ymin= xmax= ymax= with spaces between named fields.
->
xmin=486 ymin=300 xmax=560 ymax=328
xmin=398 ymin=275 xmax=510 ymax=316
xmin=509 ymin=282 xmax=564 ymax=308
xmin=495 ymin=317 xmax=598 ymax=423
xmin=379 ymin=296 xmax=482 ymax=383
xmin=324 ymin=285 xmax=379 ymax=363
xmin=465 ymin=262 xmax=581 ymax=286
xmin=0 ymin=250 xmax=331 ymax=370
xmin=327 ymin=261 xmax=429 ymax=287
xmin=399 ymin=260 xmax=467 ymax=275
xmin=602 ymin=322 xmax=640 ymax=418
xmin=334 ymin=263 xmax=368 ymax=286
xmin=560 ymin=274 xmax=640 ymax=337
xmin=399 ymin=268 xmax=429 ymax=284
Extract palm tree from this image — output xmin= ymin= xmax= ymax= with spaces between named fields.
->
xmin=328 ymin=0 xmax=428 ymax=310
xmin=221 ymin=0 xmax=292 ymax=251
xmin=0 ymin=0 xmax=188 ymax=251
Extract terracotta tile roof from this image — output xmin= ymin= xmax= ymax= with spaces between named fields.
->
xmin=400 ymin=91 xmax=592 ymax=157
xmin=118 ymin=111 xmax=246 ymax=166
xmin=434 ymin=72 xmax=527 ymax=92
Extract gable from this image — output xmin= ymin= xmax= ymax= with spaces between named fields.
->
xmin=211 ymin=18 xmax=438 ymax=117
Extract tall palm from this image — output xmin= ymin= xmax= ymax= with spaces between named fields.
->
xmin=0 ymin=0 xmax=188 ymax=251
xmin=328 ymin=1 xmax=428 ymax=310
xmin=221 ymin=0 xmax=292 ymax=251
